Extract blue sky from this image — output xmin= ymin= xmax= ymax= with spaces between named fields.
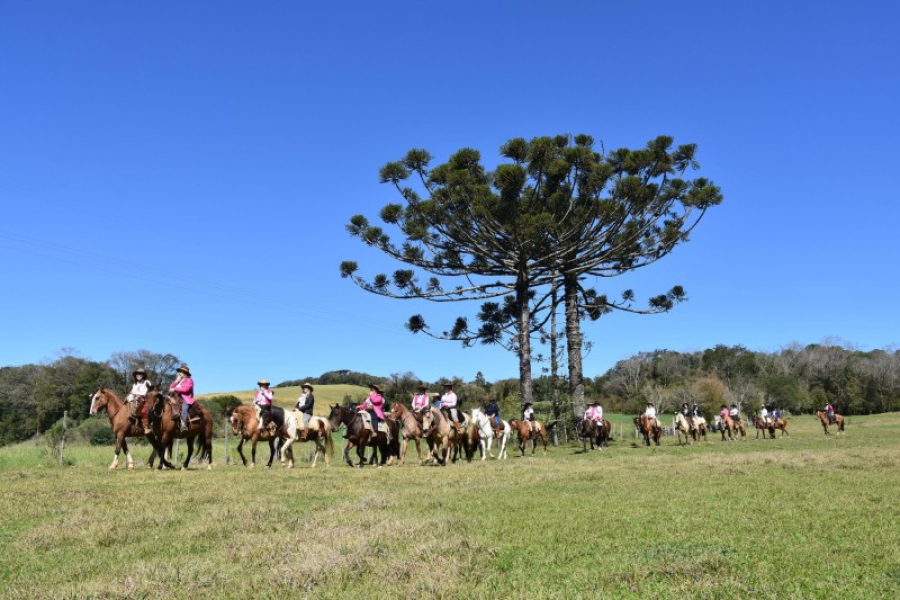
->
xmin=1 ymin=1 xmax=898 ymax=393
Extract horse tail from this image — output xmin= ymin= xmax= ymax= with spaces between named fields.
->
xmin=323 ymin=420 xmax=335 ymax=457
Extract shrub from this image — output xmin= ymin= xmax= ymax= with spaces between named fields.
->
xmin=89 ymin=428 xmax=116 ymax=446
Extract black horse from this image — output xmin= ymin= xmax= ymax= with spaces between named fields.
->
xmin=577 ymin=418 xmax=610 ymax=451
xmin=327 ymin=404 xmax=400 ymax=468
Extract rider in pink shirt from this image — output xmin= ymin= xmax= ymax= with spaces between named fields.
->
xmin=359 ymin=384 xmax=387 ymax=437
xmin=169 ymin=364 xmax=194 ymax=431
xmin=411 ymin=384 xmax=430 ymax=412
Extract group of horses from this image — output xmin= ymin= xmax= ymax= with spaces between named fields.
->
xmin=89 ymin=387 xmax=848 ymax=471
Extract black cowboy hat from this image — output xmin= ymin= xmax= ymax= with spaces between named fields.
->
xmin=441 ymin=381 xmax=453 ymax=388
xmin=177 ymin=364 xmax=191 ymax=377
xmin=417 ymin=383 xmax=427 ymax=391
xmin=721 ymin=404 xmax=727 ymax=408
xmin=369 ymin=383 xmax=383 ymax=394
xmin=523 ymin=401 xmax=533 ymax=407
xmin=258 ymin=378 xmax=270 ymax=386
xmin=132 ymin=367 xmax=147 ymax=377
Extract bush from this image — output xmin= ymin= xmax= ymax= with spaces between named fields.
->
xmin=90 ymin=428 xmax=116 ymax=446
xmin=205 ymin=395 xmax=242 ymax=421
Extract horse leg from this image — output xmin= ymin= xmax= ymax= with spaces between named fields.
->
xmin=250 ymin=439 xmax=258 ymax=468
xmin=267 ymin=439 xmax=276 ymax=468
xmin=182 ymin=438 xmax=194 ymax=469
xmin=121 ymin=438 xmax=136 ymax=469
xmin=281 ymin=437 xmax=294 ymax=468
xmin=236 ymin=438 xmax=248 ymax=466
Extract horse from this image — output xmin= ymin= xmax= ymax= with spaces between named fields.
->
xmin=751 ymin=416 xmax=776 ymax=440
xmin=89 ymin=387 xmax=159 ymax=470
xmin=470 ymin=408 xmax=510 ymax=460
xmin=633 ymin=414 xmax=661 ymax=446
xmin=577 ymin=418 xmax=610 ymax=451
xmin=507 ymin=418 xmax=549 ymax=456
xmin=450 ymin=411 xmax=479 ymax=463
xmin=716 ymin=414 xmax=746 ymax=442
xmin=772 ymin=416 xmax=789 ymax=437
xmin=229 ymin=404 xmax=283 ymax=467
xmin=145 ymin=390 xmax=213 ymax=470
xmin=692 ymin=417 xmax=708 ymax=442
xmin=816 ymin=411 xmax=845 ymax=435
xmin=279 ymin=410 xmax=334 ymax=468
xmin=420 ymin=406 xmax=461 ymax=466
xmin=388 ymin=403 xmax=431 ymax=466
xmin=674 ymin=413 xmax=693 ymax=446
xmin=328 ymin=404 xmax=398 ymax=468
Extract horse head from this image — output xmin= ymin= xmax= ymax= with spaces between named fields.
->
xmin=89 ymin=387 xmax=106 ymax=415
xmin=328 ymin=404 xmax=345 ymax=430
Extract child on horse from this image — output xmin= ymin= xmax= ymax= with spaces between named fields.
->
xmin=523 ymin=402 xmax=537 ymax=435
xmin=254 ymin=379 xmax=275 ymax=434
xmin=825 ymin=402 xmax=835 ymax=424
xmin=169 ymin=364 xmax=194 ymax=432
xmin=126 ymin=367 xmax=153 ymax=434
xmin=411 ymin=384 xmax=430 ymax=415
xmin=679 ymin=402 xmax=692 ymax=429
xmin=729 ymin=403 xmax=742 ymax=423
xmin=485 ymin=397 xmax=501 ymax=436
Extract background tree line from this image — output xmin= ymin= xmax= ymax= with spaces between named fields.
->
xmin=588 ymin=342 xmax=900 ymax=419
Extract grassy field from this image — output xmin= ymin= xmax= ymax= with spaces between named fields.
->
xmin=1 ymin=412 xmax=899 ymax=598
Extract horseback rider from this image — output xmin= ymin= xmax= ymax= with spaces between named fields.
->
xmin=643 ymin=402 xmax=657 ymax=427
xmin=824 ymin=402 xmax=835 ymax=424
xmin=729 ymin=403 xmax=742 ymax=423
xmin=759 ymin=404 xmax=771 ymax=425
xmin=590 ymin=401 xmax=604 ymax=429
xmin=523 ymin=402 xmax=537 ymax=435
xmin=583 ymin=402 xmax=596 ymax=432
xmin=359 ymin=383 xmax=390 ymax=443
xmin=679 ymin=402 xmax=692 ymax=429
xmin=772 ymin=406 xmax=782 ymax=420
xmin=254 ymin=379 xmax=275 ymax=434
xmin=126 ymin=367 xmax=153 ymax=434
xmin=169 ymin=364 xmax=194 ymax=432
xmin=691 ymin=403 xmax=703 ymax=421
xmin=294 ymin=382 xmax=315 ymax=438
xmin=411 ymin=384 xmax=430 ymax=415
xmin=440 ymin=382 xmax=464 ymax=434
xmin=485 ymin=397 xmax=501 ymax=436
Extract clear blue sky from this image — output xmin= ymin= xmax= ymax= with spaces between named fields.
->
xmin=1 ymin=1 xmax=898 ymax=393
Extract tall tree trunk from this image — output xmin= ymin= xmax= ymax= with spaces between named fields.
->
xmin=550 ymin=276 xmax=560 ymax=446
xmin=563 ymin=273 xmax=584 ymax=414
xmin=516 ymin=272 xmax=533 ymax=407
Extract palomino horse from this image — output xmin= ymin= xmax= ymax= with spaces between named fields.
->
xmin=421 ymin=407 xmax=462 ymax=466
xmin=751 ymin=416 xmax=776 ymax=440
xmin=89 ymin=387 xmax=156 ymax=470
xmin=230 ymin=405 xmax=283 ymax=467
xmin=674 ymin=413 xmax=694 ymax=446
xmin=634 ymin=414 xmax=661 ymax=446
xmin=145 ymin=391 xmax=213 ymax=470
xmin=717 ymin=414 xmax=747 ymax=441
xmin=388 ymin=403 xmax=430 ymax=466
xmin=279 ymin=411 xmax=334 ymax=468
xmin=507 ymin=419 xmax=549 ymax=456
xmin=816 ymin=411 xmax=845 ymax=435
xmin=328 ymin=405 xmax=398 ymax=468
xmin=470 ymin=408 xmax=510 ymax=460
xmin=577 ymin=418 xmax=610 ymax=451
xmin=692 ymin=417 xmax=708 ymax=442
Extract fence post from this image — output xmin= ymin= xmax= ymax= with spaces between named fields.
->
xmin=224 ymin=418 xmax=230 ymax=464
xmin=59 ymin=410 xmax=67 ymax=467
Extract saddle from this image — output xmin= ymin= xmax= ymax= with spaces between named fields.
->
xmin=168 ymin=396 xmax=201 ymax=422
xmin=359 ymin=411 xmax=389 ymax=434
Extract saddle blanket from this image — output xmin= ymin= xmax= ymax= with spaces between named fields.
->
xmin=359 ymin=411 xmax=388 ymax=434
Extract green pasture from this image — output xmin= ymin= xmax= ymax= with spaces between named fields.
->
xmin=1 ymin=413 xmax=899 ymax=598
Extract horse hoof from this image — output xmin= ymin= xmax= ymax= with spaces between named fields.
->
xmin=108 ymin=465 xmax=117 ymax=470
xmin=207 ymin=465 xmax=213 ymax=470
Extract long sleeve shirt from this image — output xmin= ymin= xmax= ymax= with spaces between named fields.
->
xmin=254 ymin=388 xmax=274 ymax=407
xmin=169 ymin=377 xmax=194 ymax=405
xmin=411 ymin=393 xmax=430 ymax=411
xmin=644 ymin=407 xmax=656 ymax=419
xmin=359 ymin=392 xmax=385 ymax=419
xmin=485 ymin=402 xmax=499 ymax=417
xmin=127 ymin=380 xmax=152 ymax=401
xmin=440 ymin=391 xmax=458 ymax=409
xmin=295 ymin=392 xmax=314 ymax=415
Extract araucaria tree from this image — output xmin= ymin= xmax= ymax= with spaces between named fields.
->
xmin=341 ymin=135 xmax=722 ymax=408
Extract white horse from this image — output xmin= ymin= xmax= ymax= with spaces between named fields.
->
xmin=673 ymin=413 xmax=693 ymax=446
xmin=279 ymin=411 xmax=334 ymax=468
xmin=470 ymin=408 xmax=510 ymax=460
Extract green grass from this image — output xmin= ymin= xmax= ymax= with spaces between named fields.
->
xmin=1 ymin=413 xmax=899 ymax=598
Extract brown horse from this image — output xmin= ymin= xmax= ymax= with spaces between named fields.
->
xmin=388 ymin=403 xmax=430 ymax=466
xmin=145 ymin=391 xmax=213 ymax=470
xmin=634 ymin=414 xmax=661 ymax=446
xmin=279 ymin=410 xmax=334 ymax=468
xmin=89 ymin=387 xmax=158 ymax=470
xmin=507 ymin=419 xmax=549 ymax=456
xmin=717 ymin=414 xmax=747 ymax=441
xmin=751 ymin=416 xmax=776 ymax=440
xmin=328 ymin=404 xmax=399 ymax=468
xmin=577 ymin=418 xmax=610 ymax=451
xmin=772 ymin=417 xmax=789 ymax=437
xmin=230 ymin=405 xmax=283 ymax=467
xmin=816 ymin=411 xmax=845 ymax=435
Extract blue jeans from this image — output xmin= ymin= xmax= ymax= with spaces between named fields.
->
xmin=491 ymin=415 xmax=500 ymax=427
xmin=181 ymin=401 xmax=190 ymax=422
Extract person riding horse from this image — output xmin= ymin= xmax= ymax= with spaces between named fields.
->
xmin=824 ymin=402 xmax=835 ymax=424
xmin=294 ymin=382 xmax=315 ymax=438
xmin=254 ymin=379 xmax=275 ymax=434
xmin=126 ymin=367 xmax=153 ymax=434
xmin=485 ymin=397 xmax=501 ymax=436
xmin=169 ymin=364 xmax=194 ymax=432
xmin=523 ymin=402 xmax=537 ymax=435
xmin=759 ymin=404 xmax=772 ymax=425
xmin=411 ymin=384 xmax=430 ymax=416
xmin=679 ymin=402 xmax=692 ymax=430
xmin=728 ymin=403 xmax=742 ymax=424
xmin=440 ymin=382 xmax=464 ymax=434
xmin=360 ymin=383 xmax=390 ymax=443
